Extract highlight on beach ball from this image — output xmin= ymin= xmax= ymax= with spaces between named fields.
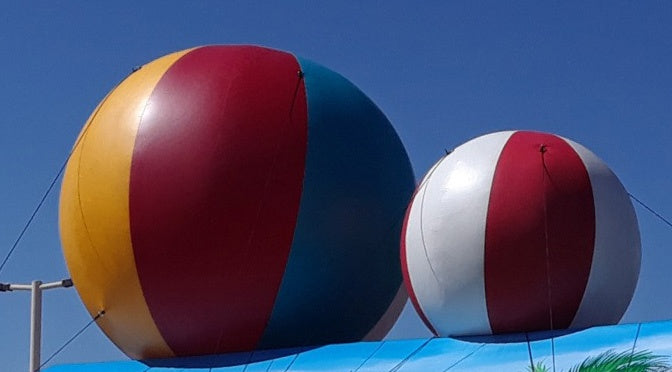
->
xmin=59 ymin=45 xmax=415 ymax=359
xmin=401 ymin=130 xmax=641 ymax=337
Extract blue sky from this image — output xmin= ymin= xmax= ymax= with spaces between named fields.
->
xmin=1 ymin=1 xmax=672 ymax=371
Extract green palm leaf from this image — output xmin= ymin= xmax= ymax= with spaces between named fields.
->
xmin=568 ymin=349 xmax=669 ymax=372
xmin=526 ymin=361 xmax=551 ymax=372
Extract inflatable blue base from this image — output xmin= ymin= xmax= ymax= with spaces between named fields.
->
xmin=46 ymin=320 xmax=672 ymax=371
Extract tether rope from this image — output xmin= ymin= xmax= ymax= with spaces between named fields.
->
xmin=442 ymin=343 xmax=485 ymax=371
xmin=213 ymin=69 xmax=304 ymax=354
xmin=264 ymin=356 xmax=276 ymax=372
xmin=0 ymin=158 xmax=69 ymax=275
xmin=525 ymin=332 xmax=535 ymax=371
xmin=418 ymin=153 xmax=450 ymax=286
xmin=628 ymin=193 xmax=672 ymax=229
xmin=353 ymin=341 xmax=386 ymax=372
xmin=241 ymin=350 xmax=257 ymax=372
xmin=0 ymin=67 xmax=140 ymax=277
xmin=281 ymin=352 xmax=301 ymax=372
xmin=39 ymin=310 xmax=105 ymax=369
xmin=625 ymin=322 xmax=643 ymax=370
xmin=540 ymin=145 xmax=556 ymax=372
xmin=387 ymin=337 xmax=434 ymax=372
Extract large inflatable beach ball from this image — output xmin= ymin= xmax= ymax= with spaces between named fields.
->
xmin=401 ymin=130 xmax=640 ymax=337
xmin=60 ymin=45 xmax=414 ymax=359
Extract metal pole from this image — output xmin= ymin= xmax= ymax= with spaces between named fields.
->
xmin=29 ymin=280 xmax=42 ymax=372
xmin=0 ymin=279 xmax=72 ymax=372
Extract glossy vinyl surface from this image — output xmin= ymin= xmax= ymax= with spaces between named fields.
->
xmin=401 ymin=130 xmax=640 ymax=337
xmin=129 ymin=46 xmax=308 ymax=356
xmin=258 ymin=57 xmax=413 ymax=349
xmin=60 ymin=50 xmax=191 ymax=358
xmin=59 ymin=45 xmax=415 ymax=359
xmin=484 ymin=131 xmax=595 ymax=333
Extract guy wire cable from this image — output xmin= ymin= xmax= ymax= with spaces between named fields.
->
xmin=0 ymin=66 xmax=142 ymax=277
